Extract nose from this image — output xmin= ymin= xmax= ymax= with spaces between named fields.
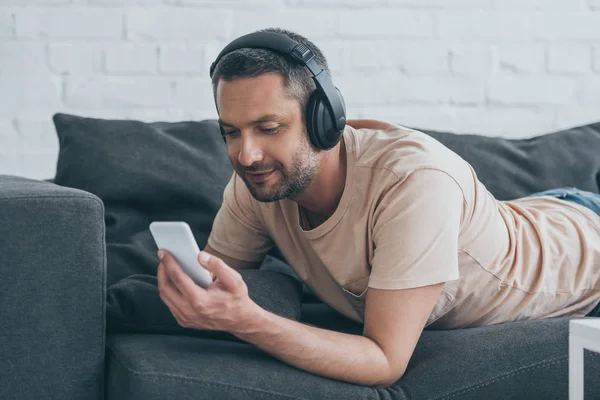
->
xmin=237 ymin=133 xmax=264 ymax=167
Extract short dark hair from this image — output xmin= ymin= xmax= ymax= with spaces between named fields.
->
xmin=210 ymin=27 xmax=330 ymax=117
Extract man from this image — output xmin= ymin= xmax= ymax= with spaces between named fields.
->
xmin=155 ymin=27 xmax=600 ymax=388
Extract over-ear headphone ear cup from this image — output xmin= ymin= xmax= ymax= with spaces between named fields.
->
xmin=336 ymin=86 xmax=346 ymax=115
xmin=306 ymin=91 xmax=324 ymax=150
xmin=306 ymin=90 xmax=342 ymax=151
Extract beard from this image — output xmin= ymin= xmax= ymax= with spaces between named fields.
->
xmin=237 ymin=137 xmax=319 ymax=203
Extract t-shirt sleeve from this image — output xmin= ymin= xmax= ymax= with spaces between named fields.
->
xmin=368 ymin=168 xmax=464 ymax=290
xmin=207 ymin=172 xmax=275 ymax=262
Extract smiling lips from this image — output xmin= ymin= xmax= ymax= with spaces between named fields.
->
xmin=245 ymin=169 xmax=275 ymax=183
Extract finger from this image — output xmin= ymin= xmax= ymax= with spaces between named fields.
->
xmin=157 ymin=258 xmax=178 ymax=294
xmin=160 ymin=249 xmax=206 ymax=300
xmin=198 ymin=251 xmax=243 ymax=291
xmin=157 ymin=261 xmax=182 ymax=302
xmin=157 ymin=262 xmax=187 ymax=318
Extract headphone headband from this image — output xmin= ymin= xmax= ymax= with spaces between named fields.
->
xmin=209 ymin=32 xmax=346 ymax=136
xmin=209 ymin=31 xmax=318 ymax=77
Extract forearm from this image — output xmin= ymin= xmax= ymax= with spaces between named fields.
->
xmin=232 ymin=304 xmax=396 ymax=388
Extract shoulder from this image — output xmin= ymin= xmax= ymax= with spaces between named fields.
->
xmin=347 ymin=119 xmax=466 ymax=177
xmin=346 ymin=119 xmax=469 ymax=199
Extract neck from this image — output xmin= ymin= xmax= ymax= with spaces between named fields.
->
xmin=292 ymin=136 xmax=347 ymax=220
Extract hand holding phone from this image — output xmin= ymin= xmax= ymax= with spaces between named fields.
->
xmin=149 ymin=221 xmax=213 ymax=289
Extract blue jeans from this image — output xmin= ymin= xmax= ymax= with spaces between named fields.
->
xmin=525 ymin=187 xmax=600 ymax=317
xmin=526 ymin=187 xmax=600 ymax=217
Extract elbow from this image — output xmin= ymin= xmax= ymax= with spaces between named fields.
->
xmin=372 ymin=376 xmax=403 ymax=389
xmin=372 ymin=376 xmax=402 ymax=389
xmin=370 ymin=366 xmax=406 ymax=389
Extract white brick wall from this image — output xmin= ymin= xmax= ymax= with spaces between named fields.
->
xmin=1 ymin=0 xmax=600 ymax=179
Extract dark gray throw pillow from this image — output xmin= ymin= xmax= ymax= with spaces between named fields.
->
xmin=53 ymin=113 xmax=237 ymax=287
xmin=52 ymin=113 xmax=304 ymax=327
xmin=106 ymin=269 xmax=303 ymax=341
xmin=53 ymin=113 xmax=295 ymax=284
xmin=418 ymin=122 xmax=600 ymax=200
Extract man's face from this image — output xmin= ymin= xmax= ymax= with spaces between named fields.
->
xmin=216 ymin=73 xmax=319 ymax=202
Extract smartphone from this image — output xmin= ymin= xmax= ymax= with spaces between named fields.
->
xmin=149 ymin=221 xmax=213 ymax=289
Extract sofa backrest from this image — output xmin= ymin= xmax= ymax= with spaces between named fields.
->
xmin=420 ymin=123 xmax=600 ymax=200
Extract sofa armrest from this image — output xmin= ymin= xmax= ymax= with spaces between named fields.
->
xmin=0 ymin=175 xmax=106 ymax=400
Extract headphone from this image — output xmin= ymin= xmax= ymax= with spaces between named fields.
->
xmin=209 ymin=31 xmax=347 ymax=151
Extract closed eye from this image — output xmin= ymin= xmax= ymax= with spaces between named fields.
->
xmin=222 ymin=129 xmax=239 ymax=138
xmin=259 ymin=127 xmax=280 ymax=134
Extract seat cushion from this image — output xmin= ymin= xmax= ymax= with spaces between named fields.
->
xmin=106 ymin=303 xmax=600 ymax=400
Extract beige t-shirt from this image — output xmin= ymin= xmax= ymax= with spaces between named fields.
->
xmin=207 ymin=119 xmax=600 ymax=328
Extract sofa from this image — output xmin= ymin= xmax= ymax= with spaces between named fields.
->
xmin=1 ymin=113 xmax=600 ymax=400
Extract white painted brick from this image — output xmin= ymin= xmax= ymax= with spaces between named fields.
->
xmin=437 ymin=12 xmax=531 ymax=39
xmin=0 ymin=154 xmax=25 ymax=177
xmin=488 ymin=76 xmax=576 ymax=105
xmin=593 ymin=45 xmax=600 ymax=72
xmin=14 ymin=117 xmax=59 ymax=151
xmin=0 ymin=75 xmax=62 ymax=117
xmin=338 ymin=10 xmax=434 ymax=38
xmin=172 ymin=79 xmax=215 ymax=109
xmin=0 ymin=10 xmax=13 ymax=38
xmin=345 ymin=41 xmax=449 ymax=74
xmin=4 ymin=0 xmax=600 ymax=179
xmin=449 ymin=44 xmax=496 ymax=76
xmin=388 ymin=0 xmax=583 ymax=8
xmin=48 ymin=43 xmax=103 ymax=75
xmin=533 ymin=13 xmax=600 ymax=40
xmin=536 ymin=0 xmax=585 ymax=10
xmin=546 ymin=44 xmax=591 ymax=74
xmin=354 ymin=105 xmax=456 ymax=131
xmin=451 ymin=107 xmax=557 ymax=138
xmin=0 ymin=0 xmax=70 ymax=4
xmin=64 ymin=77 xmax=172 ymax=109
xmin=554 ymin=106 xmax=600 ymax=129
xmin=167 ymin=0 xmax=277 ymax=7
xmin=0 ymin=152 xmax=58 ymax=180
xmin=127 ymin=9 xmax=230 ymax=41
xmin=125 ymin=108 xmax=189 ymax=122
xmin=159 ymin=44 xmax=204 ymax=75
xmin=87 ymin=0 xmax=164 ymax=4
xmin=291 ymin=0 xmax=387 ymax=6
xmin=579 ymin=77 xmax=600 ymax=104
xmin=334 ymin=71 xmax=395 ymax=105
xmin=389 ymin=76 xmax=486 ymax=105
xmin=357 ymin=106 xmax=557 ymax=139
xmin=233 ymin=10 xmax=339 ymax=40
xmin=16 ymin=8 xmax=123 ymax=39
xmin=105 ymin=44 xmax=157 ymax=74
xmin=203 ymin=40 xmax=228 ymax=75
xmin=0 ymin=42 xmax=49 ymax=75
xmin=0 ymin=119 xmax=19 ymax=151
xmin=312 ymin=41 xmax=344 ymax=74
xmin=184 ymin=109 xmax=219 ymax=121
xmin=496 ymin=44 xmax=545 ymax=74
xmin=58 ymin=109 xmax=130 ymax=119
xmin=388 ymin=0 xmax=501 ymax=8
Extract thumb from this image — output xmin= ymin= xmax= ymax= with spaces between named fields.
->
xmin=198 ymin=251 xmax=241 ymax=290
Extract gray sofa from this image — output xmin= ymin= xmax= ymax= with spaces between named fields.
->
xmin=2 ymin=114 xmax=600 ymax=399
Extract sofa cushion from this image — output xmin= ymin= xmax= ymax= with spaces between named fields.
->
xmin=106 ymin=306 xmax=600 ymax=400
xmin=420 ymin=122 xmax=600 ymax=200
